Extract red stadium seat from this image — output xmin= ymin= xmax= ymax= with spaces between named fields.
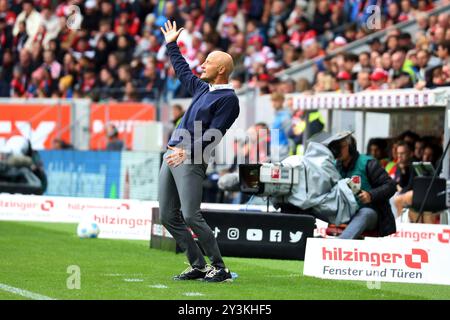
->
xmin=325 ymin=224 xmax=379 ymax=239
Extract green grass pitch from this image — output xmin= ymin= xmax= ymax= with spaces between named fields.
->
xmin=0 ymin=221 xmax=449 ymax=300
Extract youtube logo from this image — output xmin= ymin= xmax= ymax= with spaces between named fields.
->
xmin=246 ymin=229 xmax=263 ymax=241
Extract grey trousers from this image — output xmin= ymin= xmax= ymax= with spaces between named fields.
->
xmin=339 ymin=207 xmax=378 ymax=239
xmin=158 ymin=154 xmax=225 ymax=269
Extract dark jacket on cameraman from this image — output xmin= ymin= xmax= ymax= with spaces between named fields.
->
xmin=337 ymin=152 xmax=397 ymax=236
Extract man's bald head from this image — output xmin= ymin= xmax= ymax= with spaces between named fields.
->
xmin=209 ymin=51 xmax=234 ymax=77
xmin=200 ymin=51 xmax=234 ymax=84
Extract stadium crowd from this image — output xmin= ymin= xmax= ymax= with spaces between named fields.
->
xmin=1 ymin=0 xmax=449 ymax=102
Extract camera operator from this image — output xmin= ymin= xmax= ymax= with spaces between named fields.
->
xmin=329 ymin=133 xmax=396 ymax=238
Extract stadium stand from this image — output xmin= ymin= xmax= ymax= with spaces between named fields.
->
xmin=1 ymin=0 xmax=449 ymax=101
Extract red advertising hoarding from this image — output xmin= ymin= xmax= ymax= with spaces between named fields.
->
xmin=90 ymin=103 xmax=156 ymax=150
xmin=0 ymin=103 xmax=71 ymax=150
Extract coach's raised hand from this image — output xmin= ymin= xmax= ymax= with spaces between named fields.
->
xmin=160 ymin=20 xmax=184 ymax=43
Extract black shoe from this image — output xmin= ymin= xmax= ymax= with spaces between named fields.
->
xmin=173 ymin=266 xmax=211 ymax=281
xmin=203 ymin=267 xmax=233 ymax=283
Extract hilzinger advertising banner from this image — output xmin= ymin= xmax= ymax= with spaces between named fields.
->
xmin=304 ymin=238 xmax=450 ymax=285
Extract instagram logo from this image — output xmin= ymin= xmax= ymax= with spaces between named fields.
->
xmin=227 ymin=228 xmax=239 ymax=240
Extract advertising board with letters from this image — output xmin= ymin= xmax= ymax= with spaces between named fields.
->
xmin=304 ymin=237 xmax=450 ymax=285
xmin=0 ymin=194 xmax=157 ymax=240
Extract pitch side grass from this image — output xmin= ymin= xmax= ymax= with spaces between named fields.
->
xmin=0 ymin=221 xmax=449 ymax=300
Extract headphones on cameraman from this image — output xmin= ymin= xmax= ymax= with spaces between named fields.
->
xmin=328 ymin=135 xmax=357 ymax=159
xmin=348 ymin=136 xmax=357 ymax=156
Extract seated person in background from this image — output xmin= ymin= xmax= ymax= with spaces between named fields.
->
xmin=392 ymin=141 xmax=415 ymax=217
xmin=105 ymin=124 xmax=125 ymax=151
xmin=385 ymin=139 xmax=399 ymax=179
xmin=52 ymin=138 xmax=74 ymax=150
xmin=393 ymin=141 xmax=442 ymax=224
xmin=367 ymin=138 xmax=389 ymax=168
xmin=334 ymin=133 xmax=396 ymax=239
xmin=397 ymin=130 xmax=420 ymax=154
xmin=422 ymin=142 xmax=443 ymax=168
xmin=414 ymin=138 xmax=425 ymax=161
xmin=394 ymin=141 xmax=415 ymax=194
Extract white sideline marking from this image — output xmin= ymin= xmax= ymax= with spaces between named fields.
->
xmin=149 ymin=284 xmax=168 ymax=289
xmin=123 ymin=278 xmax=144 ymax=282
xmin=0 ymin=283 xmax=55 ymax=300
xmin=183 ymin=292 xmax=204 ymax=297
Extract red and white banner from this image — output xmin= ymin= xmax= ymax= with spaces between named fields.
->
xmin=0 ymin=194 xmax=157 ymax=240
xmin=290 ymin=89 xmax=447 ymax=111
xmin=90 ymin=102 xmax=156 ymax=150
xmin=0 ymin=197 xmax=274 ymax=240
xmin=304 ymin=238 xmax=450 ymax=285
xmin=86 ymin=206 xmax=154 ymax=240
xmin=0 ymin=103 xmax=71 ymax=150
xmin=373 ymin=223 xmax=450 ymax=245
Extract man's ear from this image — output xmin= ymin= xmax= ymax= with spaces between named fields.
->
xmin=218 ymin=65 xmax=225 ymax=75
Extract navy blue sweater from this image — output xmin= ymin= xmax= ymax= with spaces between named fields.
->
xmin=166 ymin=42 xmax=240 ymax=161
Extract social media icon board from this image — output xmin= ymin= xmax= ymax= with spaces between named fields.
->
xmin=213 ymin=227 xmax=220 ymax=238
xmin=225 ymin=229 xmax=304 ymax=243
xmin=289 ymin=231 xmax=303 ymax=243
xmin=246 ymin=229 xmax=263 ymax=241
xmin=270 ymin=230 xmax=282 ymax=242
xmin=227 ymin=228 xmax=239 ymax=240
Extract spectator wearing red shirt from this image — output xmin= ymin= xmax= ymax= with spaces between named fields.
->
xmin=114 ymin=10 xmax=140 ymax=37
xmin=0 ymin=0 xmax=16 ymax=26
xmin=80 ymin=68 xmax=97 ymax=95
xmin=10 ymin=65 xmax=26 ymax=97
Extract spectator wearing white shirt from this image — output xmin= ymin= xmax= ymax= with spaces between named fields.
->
xmin=216 ymin=2 xmax=245 ymax=38
xmin=40 ymin=5 xmax=60 ymax=49
xmin=244 ymin=35 xmax=275 ymax=74
xmin=12 ymin=0 xmax=42 ymax=50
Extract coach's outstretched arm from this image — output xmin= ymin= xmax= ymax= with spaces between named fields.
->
xmin=161 ymin=21 xmax=207 ymax=95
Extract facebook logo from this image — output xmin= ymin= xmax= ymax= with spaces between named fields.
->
xmin=270 ymin=230 xmax=282 ymax=242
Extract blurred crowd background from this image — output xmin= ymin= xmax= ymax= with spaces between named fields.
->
xmin=1 ymin=0 xmax=450 ymax=103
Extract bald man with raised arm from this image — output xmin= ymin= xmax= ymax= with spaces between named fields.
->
xmin=158 ymin=21 xmax=240 ymax=283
